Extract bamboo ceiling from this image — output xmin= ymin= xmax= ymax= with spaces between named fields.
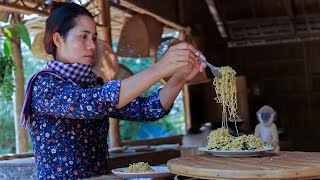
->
xmin=210 ymin=0 xmax=320 ymax=47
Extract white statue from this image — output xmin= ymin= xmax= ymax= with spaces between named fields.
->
xmin=254 ymin=105 xmax=280 ymax=153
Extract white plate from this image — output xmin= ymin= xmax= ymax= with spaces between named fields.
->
xmin=111 ymin=166 xmax=173 ymax=179
xmin=198 ymin=147 xmax=274 ymax=157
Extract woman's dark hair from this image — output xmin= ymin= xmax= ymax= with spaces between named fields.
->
xmin=43 ymin=2 xmax=93 ymax=58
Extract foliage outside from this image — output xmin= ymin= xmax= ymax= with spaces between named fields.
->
xmin=0 ymin=54 xmax=14 ymax=103
xmin=0 ymin=21 xmax=32 ymax=103
xmin=0 ymin=21 xmax=44 ymax=153
xmin=118 ymin=57 xmax=185 ymax=141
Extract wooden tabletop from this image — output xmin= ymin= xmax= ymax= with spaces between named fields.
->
xmin=167 ymin=151 xmax=320 ymax=179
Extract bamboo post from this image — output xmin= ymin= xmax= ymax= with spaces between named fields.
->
xmin=98 ymin=0 xmax=121 ymax=148
xmin=10 ymin=30 xmax=28 ymax=153
xmin=178 ymin=30 xmax=192 ymax=132
xmin=99 ymin=0 xmax=112 ymax=47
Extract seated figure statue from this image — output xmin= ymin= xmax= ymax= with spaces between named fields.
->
xmin=254 ymin=105 xmax=280 ymax=153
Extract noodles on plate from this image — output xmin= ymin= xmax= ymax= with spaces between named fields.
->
xmin=126 ymin=162 xmax=155 ymax=173
xmin=209 ymin=66 xmax=271 ymax=151
xmin=206 ymin=127 xmax=271 ymax=150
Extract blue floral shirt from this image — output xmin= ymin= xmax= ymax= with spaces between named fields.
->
xmin=27 ymin=61 xmax=167 ymax=179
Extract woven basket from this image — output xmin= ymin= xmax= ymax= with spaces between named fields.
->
xmin=31 ymin=31 xmax=53 ymax=60
xmin=117 ymin=14 xmax=163 ymax=58
xmin=92 ymin=40 xmax=133 ymax=81
xmin=93 ymin=39 xmax=119 ymax=81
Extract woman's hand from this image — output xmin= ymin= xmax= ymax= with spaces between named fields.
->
xmin=156 ymin=42 xmax=203 ymax=79
xmin=159 ymin=50 xmax=207 ymax=111
xmin=172 ymin=50 xmax=207 ymax=82
xmin=117 ymin=42 xmax=206 ymax=109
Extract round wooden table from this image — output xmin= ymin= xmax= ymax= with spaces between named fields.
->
xmin=167 ymin=151 xmax=320 ymax=179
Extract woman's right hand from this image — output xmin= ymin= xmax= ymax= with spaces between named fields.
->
xmin=155 ymin=42 xmax=199 ymax=78
xmin=116 ymin=42 xmax=204 ymax=109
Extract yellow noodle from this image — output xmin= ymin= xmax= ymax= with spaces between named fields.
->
xmin=126 ymin=162 xmax=155 ymax=173
xmin=206 ymin=128 xmax=271 ymax=150
xmin=213 ymin=66 xmax=238 ymax=129
xmin=210 ymin=67 xmax=271 ymax=151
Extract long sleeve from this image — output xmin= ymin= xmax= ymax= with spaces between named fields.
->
xmin=31 ymin=73 xmax=121 ymax=119
xmin=31 ymin=73 xmax=169 ymax=121
xmin=112 ymin=89 xmax=169 ymax=122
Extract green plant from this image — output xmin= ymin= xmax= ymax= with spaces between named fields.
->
xmin=0 ymin=103 xmax=15 ymax=154
xmin=0 ymin=38 xmax=46 ymax=154
xmin=117 ymin=57 xmax=186 ymax=141
xmin=0 ymin=21 xmax=31 ymax=103
xmin=0 ymin=52 xmax=14 ymax=103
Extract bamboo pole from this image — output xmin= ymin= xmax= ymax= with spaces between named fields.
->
xmin=0 ymin=1 xmax=48 ymax=16
xmin=205 ymin=0 xmax=228 ymax=38
xmin=97 ymin=0 xmax=121 ymax=148
xmin=10 ymin=29 xmax=28 ymax=153
xmin=99 ymin=0 xmax=112 ymax=48
xmin=178 ymin=30 xmax=192 ymax=132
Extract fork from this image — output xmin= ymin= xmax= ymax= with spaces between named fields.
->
xmin=195 ymin=53 xmax=221 ymax=77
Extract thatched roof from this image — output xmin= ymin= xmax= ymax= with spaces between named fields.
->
xmin=0 ymin=0 xmax=178 ymax=43
xmin=2 ymin=0 xmax=320 ymax=48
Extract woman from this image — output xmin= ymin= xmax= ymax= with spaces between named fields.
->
xmin=21 ymin=2 xmax=206 ymax=179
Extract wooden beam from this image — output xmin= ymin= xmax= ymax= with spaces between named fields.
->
xmin=0 ymin=1 xmax=104 ymax=29
xmin=282 ymin=0 xmax=296 ymax=34
xmin=250 ymin=0 xmax=265 ymax=37
xmin=302 ymin=0 xmax=312 ymax=32
xmin=109 ymin=1 xmax=136 ymax=15
xmin=0 ymin=1 xmax=48 ymax=16
xmin=99 ymin=0 xmax=112 ymax=46
xmin=302 ymin=42 xmax=312 ymax=112
xmin=111 ymin=0 xmax=187 ymax=31
xmin=228 ymin=35 xmax=320 ymax=48
xmin=205 ymin=0 xmax=228 ymax=38
xmin=226 ymin=14 xmax=320 ymax=25
xmin=230 ymin=30 xmax=320 ymax=41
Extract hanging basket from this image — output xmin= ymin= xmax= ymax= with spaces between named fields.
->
xmin=92 ymin=40 xmax=133 ymax=81
xmin=93 ymin=39 xmax=119 ymax=81
xmin=31 ymin=31 xmax=53 ymax=60
xmin=141 ymin=14 xmax=164 ymax=56
xmin=117 ymin=14 xmax=163 ymax=58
